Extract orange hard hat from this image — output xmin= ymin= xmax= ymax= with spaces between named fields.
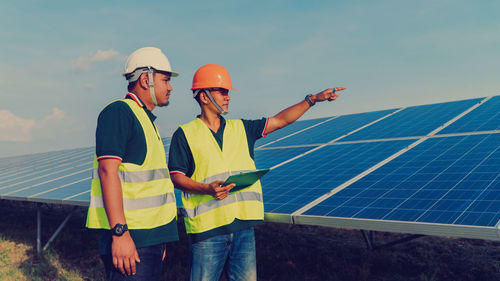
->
xmin=191 ymin=64 xmax=238 ymax=91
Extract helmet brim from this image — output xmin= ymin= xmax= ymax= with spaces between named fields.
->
xmin=190 ymin=87 xmax=238 ymax=91
xmin=123 ymin=69 xmax=179 ymax=78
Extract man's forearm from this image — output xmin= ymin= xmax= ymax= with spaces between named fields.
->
xmin=170 ymin=173 xmax=210 ymax=195
xmin=171 ymin=173 xmax=233 ymax=200
xmin=265 ymin=99 xmax=311 ymax=134
xmin=265 ymin=88 xmax=344 ymax=135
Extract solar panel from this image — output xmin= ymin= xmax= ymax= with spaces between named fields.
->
xmin=341 ymin=98 xmax=482 ymax=141
xmin=0 ymin=149 xmax=92 ymax=190
xmin=260 ymin=109 xmax=397 ymax=148
xmin=302 ymin=134 xmax=500 ymax=226
xmin=438 ymin=96 xmax=500 ymax=134
xmin=0 ymin=151 xmax=52 ymax=171
xmin=255 ymin=146 xmax=316 ymax=169
xmin=5 ymin=169 xmax=92 ymax=199
xmin=259 ymin=140 xmax=415 ymax=214
xmin=0 ymin=148 xmax=91 ymax=181
xmin=257 ymin=117 xmax=332 ymax=147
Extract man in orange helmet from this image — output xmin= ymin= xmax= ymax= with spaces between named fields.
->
xmin=168 ymin=63 xmax=346 ymax=281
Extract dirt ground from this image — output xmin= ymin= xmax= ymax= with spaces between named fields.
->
xmin=1 ymin=201 xmax=499 ymax=281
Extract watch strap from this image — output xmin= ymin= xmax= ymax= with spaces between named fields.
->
xmin=305 ymin=94 xmax=315 ymax=106
xmin=111 ymin=223 xmax=128 ymax=236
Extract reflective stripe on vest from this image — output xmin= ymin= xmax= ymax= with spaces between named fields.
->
xmin=89 ymin=192 xmax=176 ymax=210
xmin=199 ymin=170 xmax=253 ymax=184
xmin=92 ymin=168 xmax=170 ymax=183
xmin=182 ymin=191 xmax=262 ymax=218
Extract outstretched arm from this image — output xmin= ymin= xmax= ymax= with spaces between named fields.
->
xmin=264 ymin=87 xmax=346 ymax=135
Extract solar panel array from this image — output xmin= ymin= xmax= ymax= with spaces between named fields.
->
xmin=0 ymin=147 xmax=94 ymax=205
xmin=0 ymin=139 xmax=181 ymax=206
xmin=1 ymin=95 xmax=499 ymax=241
xmin=304 ymin=134 xmax=499 ymax=226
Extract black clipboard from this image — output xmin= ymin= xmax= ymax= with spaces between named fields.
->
xmin=223 ymin=169 xmax=270 ymax=193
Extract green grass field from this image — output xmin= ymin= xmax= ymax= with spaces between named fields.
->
xmin=1 ymin=200 xmax=499 ymax=281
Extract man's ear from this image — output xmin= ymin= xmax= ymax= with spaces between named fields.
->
xmin=199 ymin=91 xmax=210 ymax=105
xmin=139 ymin=73 xmax=149 ymax=89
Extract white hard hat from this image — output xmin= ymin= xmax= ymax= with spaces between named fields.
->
xmin=123 ymin=47 xmax=179 ymax=81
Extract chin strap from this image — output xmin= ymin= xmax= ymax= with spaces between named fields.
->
xmin=195 ymin=89 xmax=228 ymax=115
xmin=147 ymin=68 xmax=158 ymax=106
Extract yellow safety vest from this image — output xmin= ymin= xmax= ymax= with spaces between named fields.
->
xmin=180 ymin=118 xmax=264 ymax=234
xmin=86 ymin=99 xmax=176 ymax=230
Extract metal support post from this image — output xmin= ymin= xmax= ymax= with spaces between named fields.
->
xmin=35 ymin=204 xmax=79 ymax=254
xmin=42 ymin=206 xmax=77 ymax=251
xmin=36 ymin=203 xmax=42 ymax=255
xmin=360 ymin=230 xmax=373 ymax=249
xmin=375 ymin=234 xmax=424 ymax=249
xmin=369 ymin=230 xmax=375 ymax=247
xmin=361 ymin=230 xmax=423 ymax=250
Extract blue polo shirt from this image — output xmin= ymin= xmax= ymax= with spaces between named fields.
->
xmin=168 ymin=116 xmax=268 ymax=242
xmin=95 ymin=93 xmax=178 ymax=255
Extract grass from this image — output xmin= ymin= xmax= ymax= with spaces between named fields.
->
xmin=0 ymin=200 xmax=499 ymax=281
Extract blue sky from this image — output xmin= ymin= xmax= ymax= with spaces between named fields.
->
xmin=1 ymin=0 xmax=499 ymax=157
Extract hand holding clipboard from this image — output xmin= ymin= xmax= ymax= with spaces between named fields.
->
xmin=223 ymin=169 xmax=270 ymax=193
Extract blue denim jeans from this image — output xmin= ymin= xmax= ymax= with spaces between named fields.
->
xmin=190 ymin=228 xmax=257 ymax=281
xmin=101 ymin=243 xmax=165 ymax=281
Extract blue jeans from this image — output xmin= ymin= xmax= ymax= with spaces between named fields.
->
xmin=101 ymin=243 xmax=165 ymax=281
xmin=190 ymin=228 xmax=257 ymax=281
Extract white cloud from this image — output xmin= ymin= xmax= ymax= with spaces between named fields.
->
xmin=71 ymin=49 xmax=124 ymax=71
xmin=36 ymin=108 xmax=68 ymax=127
xmin=0 ymin=108 xmax=84 ymax=143
xmin=92 ymin=49 xmax=121 ymax=62
xmin=0 ymin=110 xmax=36 ymax=142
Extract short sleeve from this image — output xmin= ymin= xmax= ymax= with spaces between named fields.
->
xmin=241 ymin=118 xmax=268 ymax=141
xmin=241 ymin=118 xmax=268 ymax=159
xmin=95 ymin=101 xmax=134 ymax=161
xmin=168 ymin=127 xmax=195 ymax=177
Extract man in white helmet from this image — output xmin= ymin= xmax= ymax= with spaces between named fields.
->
xmin=86 ymin=47 xmax=179 ymax=281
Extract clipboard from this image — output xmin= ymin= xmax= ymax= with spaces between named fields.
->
xmin=223 ymin=169 xmax=270 ymax=193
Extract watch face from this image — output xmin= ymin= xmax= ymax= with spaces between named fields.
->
xmin=115 ymin=226 xmax=123 ymax=235
xmin=112 ymin=224 xmax=127 ymax=236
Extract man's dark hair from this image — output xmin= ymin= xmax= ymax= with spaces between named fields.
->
xmin=128 ymin=80 xmax=139 ymax=92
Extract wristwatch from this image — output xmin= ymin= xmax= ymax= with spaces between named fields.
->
xmin=305 ymin=94 xmax=315 ymax=106
xmin=111 ymin=223 xmax=128 ymax=236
